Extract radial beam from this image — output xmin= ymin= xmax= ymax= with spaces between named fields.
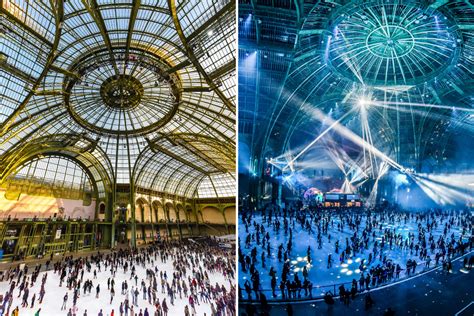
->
xmin=209 ymin=60 xmax=235 ymax=80
xmin=174 ymin=139 xmax=230 ymax=173
xmin=80 ymin=0 xmax=119 ymax=75
xmin=0 ymin=60 xmax=37 ymax=84
xmin=50 ymin=64 xmax=81 ymax=80
xmin=146 ymin=139 xmax=209 ymax=175
xmin=167 ymin=0 xmax=236 ymax=114
xmin=166 ymin=60 xmax=192 ymax=74
xmin=182 ymin=86 xmax=212 ymax=93
xmin=124 ymin=0 xmax=141 ymax=62
xmin=186 ymin=1 xmax=235 ymax=42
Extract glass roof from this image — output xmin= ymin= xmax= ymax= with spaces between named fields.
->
xmin=238 ymin=0 xmax=473 ymax=180
xmin=327 ymin=2 xmax=460 ymax=86
xmin=0 ymin=0 xmax=236 ymax=199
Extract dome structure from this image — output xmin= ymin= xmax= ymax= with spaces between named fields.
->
xmin=239 ymin=0 xmax=473 ymax=206
xmin=0 ymin=0 xmax=236 ymax=200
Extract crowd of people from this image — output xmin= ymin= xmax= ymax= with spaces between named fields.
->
xmin=0 ymin=238 xmax=236 ymax=316
xmin=238 ymin=204 xmax=473 ymax=302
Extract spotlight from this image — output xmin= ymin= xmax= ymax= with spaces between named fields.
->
xmin=357 ymin=97 xmax=371 ymax=108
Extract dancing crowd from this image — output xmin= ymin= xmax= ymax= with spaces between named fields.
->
xmin=0 ymin=238 xmax=236 ymax=316
xmin=238 ymin=204 xmax=473 ymax=302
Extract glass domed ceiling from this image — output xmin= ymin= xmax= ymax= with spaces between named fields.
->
xmin=327 ymin=2 xmax=460 ymax=86
xmin=0 ymin=0 xmax=236 ymax=199
xmin=65 ymin=49 xmax=181 ymax=135
xmin=245 ymin=0 xmax=473 ymax=180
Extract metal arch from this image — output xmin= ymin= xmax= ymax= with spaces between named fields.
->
xmin=171 ymin=169 xmax=204 ymax=198
xmin=0 ymin=104 xmax=63 ymax=145
xmin=189 ymin=174 xmax=208 ymax=199
xmin=0 ymin=110 xmax=70 ymax=156
xmin=181 ymin=99 xmax=236 ymax=125
xmin=133 ymin=148 xmax=207 ymax=196
xmin=4 ymin=36 xmax=234 ymax=145
xmin=53 ymin=30 xmax=187 ymax=68
xmin=0 ymin=142 xmax=113 ymax=196
xmin=174 ymin=108 xmax=234 ymax=144
xmin=184 ymin=174 xmax=207 ymax=199
xmin=165 ymin=133 xmax=235 ymax=152
xmin=80 ymin=0 xmax=119 ymax=75
xmin=2 ymin=132 xmax=116 ymax=188
xmin=176 ymin=106 xmax=235 ymax=141
xmin=0 ymin=0 xmax=64 ymax=136
xmin=186 ymin=1 xmax=235 ymax=42
xmin=172 ymin=139 xmax=231 ymax=173
xmin=132 ymin=150 xmax=160 ymax=188
xmin=147 ymin=133 xmax=233 ymax=173
xmin=162 ymin=165 xmax=190 ymax=195
xmin=131 ymin=137 xmax=217 ymax=191
xmin=146 ymin=141 xmax=209 ymax=174
xmin=4 ymin=153 xmax=100 ymax=201
xmin=167 ymin=0 xmax=236 ymax=115
xmin=1 ymin=0 xmax=237 ymax=202
xmin=64 ymin=3 xmax=169 ymax=20
xmin=147 ymin=156 xmax=178 ymax=194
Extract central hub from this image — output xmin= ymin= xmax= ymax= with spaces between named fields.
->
xmin=100 ymin=75 xmax=144 ymax=109
xmin=64 ymin=49 xmax=183 ymax=135
xmin=366 ymin=25 xmax=414 ymax=59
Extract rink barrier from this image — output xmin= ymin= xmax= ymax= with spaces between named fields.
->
xmin=239 ymin=250 xmax=474 ymax=305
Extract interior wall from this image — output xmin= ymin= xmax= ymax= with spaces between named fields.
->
xmin=153 ymin=202 xmax=167 ymax=222
xmin=224 ymin=206 xmax=236 ymax=224
xmin=0 ymin=188 xmax=96 ymax=219
xmin=167 ymin=204 xmax=178 ymax=222
xmin=201 ymin=206 xmax=226 ymax=224
xmin=177 ymin=206 xmax=187 ymax=222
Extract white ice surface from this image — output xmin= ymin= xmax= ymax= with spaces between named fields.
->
xmin=1 ymin=252 xmax=232 ymax=316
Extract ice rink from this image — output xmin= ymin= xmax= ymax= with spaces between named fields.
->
xmin=239 ymin=209 xmax=470 ymax=299
xmin=0 ymin=247 xmax=233 ymax=316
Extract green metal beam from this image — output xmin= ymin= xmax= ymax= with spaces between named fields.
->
xmin=145 ymin=138 xmax=209 ymax=174
xmin=186 ymin=1 xmax=235 ymax=42
xmin=50 ymin=64 xmax=81 ymax=80
xmin=181 ymin=86 xmax=212 ymax=93
xmin=181 ymin=100 xmax=236 ymax=125
xmin=124 ymin=0 xmax=141 ymax=62
xmin=167 ymin=0 xmax=236 ymax=115
xmin=174 ymin=139 xmax=229 ymax=173
xmin=166 ymin=59 xmax=192 ymax=74
xmin=33 ymin=89 xmax=66 ymax=96
xmin=81 ymin=0 xmax=120 ymax=75
xmin=0 ymin=0 xmax=64 ymax=137
xmin=0 ymin=6 xmax=54 ymax=48
xmin=0 ymin=60 xmax=37 ymax=84
xmin=208 ymin=60 xmax=235 ymax=80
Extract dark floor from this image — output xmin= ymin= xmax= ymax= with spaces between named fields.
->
xmin=240 ymin=252 xmax=474 ymax=316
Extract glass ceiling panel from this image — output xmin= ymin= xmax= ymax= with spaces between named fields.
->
xmin=10 ymin=155 xmax=93 ymax=193
xmin=3 ymin=0 xmax=55 ymax=42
